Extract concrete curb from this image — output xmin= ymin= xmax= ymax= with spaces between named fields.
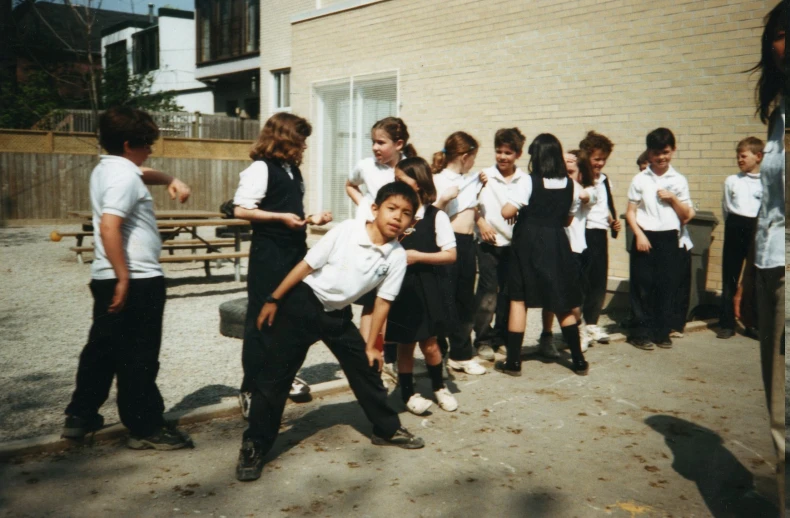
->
xmin=0 ymin=320 xmax=718 ymax=462
xmin=0 ymin=378 xmax=352 ymax=461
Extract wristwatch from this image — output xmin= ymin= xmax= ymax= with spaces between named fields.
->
xmin=265 ymin=294 xmax=281 ymax=305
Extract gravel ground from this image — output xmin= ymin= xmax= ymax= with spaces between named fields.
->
xmin=0 ymin=224 xmax=622 ymax=443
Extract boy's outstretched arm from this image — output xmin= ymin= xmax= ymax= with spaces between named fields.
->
xmin=365 ymin=297 xmax=393 ymax=371
xmin=256 ymin=260 xmax=314 ymax=329
xmin=139 ymin=167 xmax=191 ymax=203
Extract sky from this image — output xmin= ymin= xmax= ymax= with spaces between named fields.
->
xmin=42 ymin=0 xmax=195 ymax=15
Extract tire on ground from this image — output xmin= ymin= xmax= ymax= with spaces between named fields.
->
xmin=219 ymin=297 xmax=248 ymax=339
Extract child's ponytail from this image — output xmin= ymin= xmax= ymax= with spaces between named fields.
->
xmin=372 ymin=117 xmax=417 ymax=158
xmin=431 ymin=131 xmax=479 ymax=174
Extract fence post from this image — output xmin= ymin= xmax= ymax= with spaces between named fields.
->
xmin=192 ymin=112 xmax=200 ymax=139
xmin=47 ymin=132 xmax=54 ymax=153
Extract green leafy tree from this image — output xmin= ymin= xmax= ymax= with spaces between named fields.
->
xmin=100 ymin=58 xmax=181 ymax=112
xmin=0 ymin=68 xmax=66 ymax=129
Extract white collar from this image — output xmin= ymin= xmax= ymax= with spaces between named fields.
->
xmin=486 ymin=165 xmax=527 ymax=183
xmin=745 ymin=172 xmax=761 ymax=179
xmin=354 ymin=220 xmax=396 ymax=256
xmin=416 ymin=205 xmax=426 ymax=219
xmin=100 ymin=155 xmax=143 ymax=175
xmin=439 ymin=168 xmax=462 ymax=180
xmin=645 ymin=165 xmax=678 ymax=178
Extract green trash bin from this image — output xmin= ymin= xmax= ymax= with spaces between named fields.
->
xmin=620 ymin=210 xmax=719 ymax=320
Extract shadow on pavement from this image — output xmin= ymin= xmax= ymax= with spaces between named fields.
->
xmin=167 ymin=384 xmax=239 ymax=414
xmin=645 ymin=414 xmax=777 ymax=517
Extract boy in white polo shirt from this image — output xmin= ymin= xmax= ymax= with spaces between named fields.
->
xmin=625 ymin=128 xmax=695 ymax=350
xmin=717 ymin=136 xmax=764 ymax=339
xmin=236 ymin=182 xmax=425 ymax=482
xmin=63 ymin=107 xmax=194 ymax=450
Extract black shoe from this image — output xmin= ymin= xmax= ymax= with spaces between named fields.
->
xmin=289 ymin=376 xmax=312 ymax=403
xmin=571 ymin=358 xmax=590 ymax=376
xmin=743 ymin=327 xmax=759 ymax=340
xmin=236 ymin=439 xmax=265 ymax=481
xmin=371 ymin=427 xmax=425 ymax=449
xmin=654 ymin=336 xmax=673 ymax=349
xmin=628 ymin=337 xmax=654 ymax=351
xmin=127 ymin=425 xmax=194 ymax=451
xmin=537 ymin=332 xmax=560 ymax=359
xmin=494 ymin=360 xmax=522 ymax=377
xmin=716 ymin=328 xmax=734 ymax=339
xmin=62 ymin=414 xmax=104 ymax=441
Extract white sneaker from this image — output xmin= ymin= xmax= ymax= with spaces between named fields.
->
xmin=476 ymin=345 xmax=495 ymax=361
xmin=289 ymin=377 xmax=311 ymax=401
xmin=238 ymin=391 xmax=252 ymax=420
xmin=580 ymin=326 xmax=591 ymax=353
xmin=586 ymin=324 xmax=610 ymax=344
xmin=405 ymin=394 xmax=433 ymax=415
xmin=433 ymin=387 xmax=458 ymax=412
xmin=669 ymin=330 xmax=684 ymax=338
xmin=447 ymin=358 xmax=487 ymax=375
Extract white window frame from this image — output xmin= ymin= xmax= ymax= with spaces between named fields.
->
xmin=271 ymin=69 xmax=291 ymax=112
xmin=311 ymin=70 xmax=400 ymax=218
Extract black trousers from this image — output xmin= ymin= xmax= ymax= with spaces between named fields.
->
xmin=719 ymin=215 xmax=757 ymax=330
xmin=473 ymin=242 xmax=510 ymax=348
xmin=65 ymin=277 xmax=166 ymax=437
xmin=439 ymin=234 xmax=476 ymax=361
xmin=629 ymin=230 xmax=679 ymax=340
xmin=241 ymin=236 xmax=307 ymax=392
xmin=670 ymin=247 xmax=691 ymax=332
xmin=581 ymin=229 xmax=608 ymax=325
xmin=243 ymin=282 xmax=401 ymax=450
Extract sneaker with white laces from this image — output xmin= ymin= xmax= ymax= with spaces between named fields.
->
xmin=289 ymin=376 xmax=311 ymax=402
xmin=433 ymin=387 xmax=458 ymax=412
xmin=405 ymin=394 xmax=433 ymax=415
xmin=238 ymin=391 xmax=252 ymax=420
xmin=586 ymin=324 xmax=610 ymax=344
xmin=447 ymin=358 xmax=487 ymax=375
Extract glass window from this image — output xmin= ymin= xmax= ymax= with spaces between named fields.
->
xmin=314 ymin=74 xmax=397 ymax=221
xmin=196 ymin=0 xmax=259 ymax=64
xmin=273 ymin=69 xmax=291 ymax=110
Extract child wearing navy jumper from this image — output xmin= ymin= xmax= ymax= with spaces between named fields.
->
xmin=717 ymin=136 xmax=764 ymax=339
xmin=498 ymin=134 xmax=589 ymax=376
xmin=386 ymin=157 xmax=458 ymax=415
xmin=234 ymin=113 xmax=332 ymax=415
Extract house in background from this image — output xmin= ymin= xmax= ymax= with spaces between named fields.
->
xmin=194 ymin=0 xmax=260 ymax=119
xmin=100 ymin=7 xmax=214 ymax=114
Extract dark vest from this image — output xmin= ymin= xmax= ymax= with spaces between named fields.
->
xmin=517 ymin=176 xmax=574 ymax=229
xmin=401 ymin=204 xmax=440 ymax=274
xmin=251 ymin=158 xmax=306 ymax=243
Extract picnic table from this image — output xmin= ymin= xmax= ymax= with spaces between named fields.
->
xmin=53 ymin=211 xmax=251 ymax=281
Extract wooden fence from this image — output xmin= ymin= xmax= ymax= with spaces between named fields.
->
xmin=0 ymin=130 xmax=253 ymax=221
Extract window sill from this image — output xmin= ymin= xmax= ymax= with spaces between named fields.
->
xmin=292 ymin=0 xmax=391 ymax=24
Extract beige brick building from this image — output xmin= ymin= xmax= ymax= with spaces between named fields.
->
xmin=259 ymin=0 xmax=773 ymax=294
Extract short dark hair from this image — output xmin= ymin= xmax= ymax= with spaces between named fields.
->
xmin=494 ymin=127 xmax=526 ymax=154
xmin=645 ymin=127 xmax=676 ymax=151
xmin=374 ymin=181 xmax=419 ymax=213
xmin=636 ymin=150 xmax=649 ymax=166
xmin=99 ymin=106 xmax=159 ymax=155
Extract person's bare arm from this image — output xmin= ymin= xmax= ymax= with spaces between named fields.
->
xmin=626 ymin=202 xmax=651 ymax=252
xmin=406 ymin=248 xmax=457 ymax=266
xmin=365 ymin=297 xmax=393 ymax=371
xmin=139 ymin=167 xmax=191 ymax=203
xmin=233 ymin=206 xmax=306 ymax=229
xmin=346 ymin=181 xmax=364 ymax=206
xmin=99 ymin=214 xmax=130 ymax=313
xmin=657 ymin=189 xmax=693 ymax=225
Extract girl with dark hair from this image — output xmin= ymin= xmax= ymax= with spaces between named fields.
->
xmin=498 ymin=134 xmax=589 ymax=376
xmin=386 ymin=157 xmax=459 ymax=414
xmin=748 ymin=1 xmax=786 ymax=510
xmin=233 ymin=113 xmax=333 ymax=418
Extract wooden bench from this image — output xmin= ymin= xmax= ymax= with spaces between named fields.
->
xmin=159 ymin=251 xmax=249 ymax=277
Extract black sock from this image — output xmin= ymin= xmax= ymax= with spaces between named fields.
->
xmin=506 ymin=331 xmax=524 ymax=368
xmin=540 ymin=331 xmax=552 ymax=337
xmin=426 ymin=363 xmax=444 ymax=392
xmin=561 ymin=323 xmax=583 ymax=361
xmin=399 ymin=373 xmax=414 ymax=403
xmin=383 ymin=342 xmax=398 ymax=364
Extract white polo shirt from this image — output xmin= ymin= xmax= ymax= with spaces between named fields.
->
xmin=586 ymin=173 xmax=613 ymax=230
xmin=722 ymin=172 xmax=762 ymax=220
xmin=565 ymin=185 xmax=598 ymax=253
xmin=303 ymin=219 xmax=407 ymax=311
xmin=507 ymin=176 xmax=582 ymax=216
xmin=755 ymin=99 xmax=785 ymax=270
xmin=415 ymin=205 xmax=456 ymax=251
xmin=232 ymin=161 xmax=294 ymax=209
xmin=349 ymin=157 xmax=396 ymax=221
xmin=433 ymin=168 xmax=483 ymax=218
xmin=475 ymin=165 xmax=529 ymax=246
xmin=627 ymin=165 xmax=692 ymax=232
xmin=89 ymin=155 xmax=163 ymax=280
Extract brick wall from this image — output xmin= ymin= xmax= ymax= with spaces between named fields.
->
xmin=284 ymin=0 xmax=772 ymax=291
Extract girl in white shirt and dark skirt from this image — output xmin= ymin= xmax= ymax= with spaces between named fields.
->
xmin=498 ymin=134 xmax=589 ymax=376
